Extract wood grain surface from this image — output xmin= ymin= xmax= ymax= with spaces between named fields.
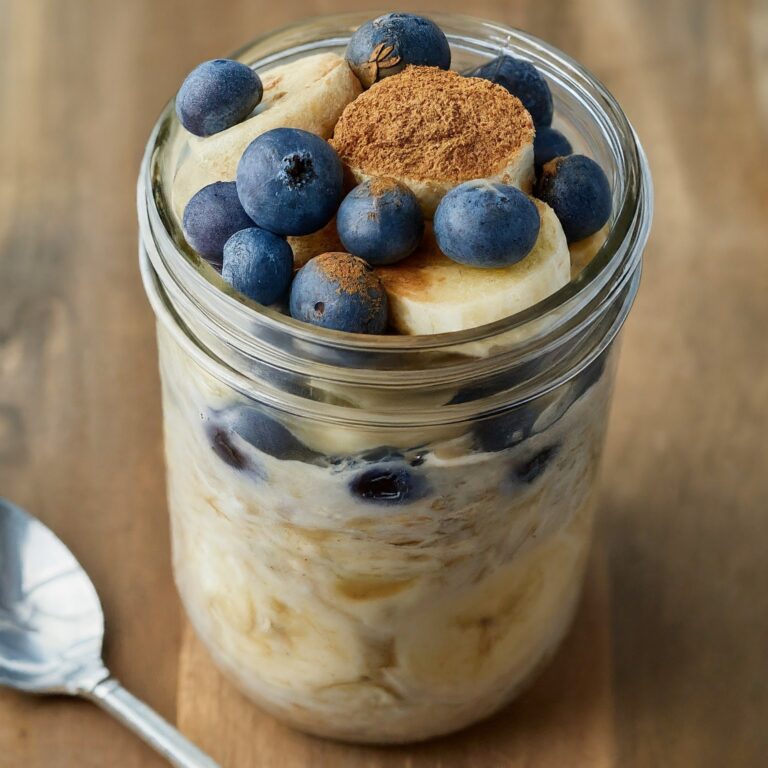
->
xmin=1 ymin=0 xmax=767 ymax=766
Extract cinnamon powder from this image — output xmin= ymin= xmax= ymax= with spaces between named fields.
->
xmin=313 ymin=252 xmax=384 ymax=315
xmin=331 ymin=66 xmax=534 ymax=183
xmin=367 ymin=177 xmax=401 ymax=195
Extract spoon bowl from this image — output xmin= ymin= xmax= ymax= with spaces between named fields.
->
xmin=0 ymin=498 xmax=218 ymax=767
xmin=0 ymin=498 xmax=106 ymax=694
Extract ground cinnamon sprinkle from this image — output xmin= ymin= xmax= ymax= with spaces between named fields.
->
xmin=314 ymin=252 xmax=384 ymax=318
xmin=376 ymin=225 xmax=442 ymax=299
xmin=331 ymin=66 xmax=534 ymax=183
xmin=367 ymin=177 xmax=400 ymax=195
xmin=315 ymin=252 xmax=364 ymax=294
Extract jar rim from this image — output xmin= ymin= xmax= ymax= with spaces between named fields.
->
xmin=138 ymin=11 xmax=652 ymax=423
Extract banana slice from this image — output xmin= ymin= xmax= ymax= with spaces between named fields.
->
xmin=395 ymin=499 xmax=592 ymax=694
xmin=176 ymin=502 xmax=371 ymax=692
xmin=331 ymin=66 xmax=535 ymax=217
xmin=376 ymin=199 xmax=570 ymax=335
xmin=348 ymin=149 xmax=534 ymax=220
xmin=288 ymin=217 xmax=344 ymax=269
xmin=172 ymin=53 xmax=361 ymax=216
xmin=569 ymin=224 xmax=609 ymax=279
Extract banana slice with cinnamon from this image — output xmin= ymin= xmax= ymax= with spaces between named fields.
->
xmin=331 ymin=66 xmax=535 ymax=217
xmin=376 ymin=200 xmax=569 ymax=335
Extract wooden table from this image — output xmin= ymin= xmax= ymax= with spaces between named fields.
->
xmin=1 ymin=0 xmax=767 ymax=765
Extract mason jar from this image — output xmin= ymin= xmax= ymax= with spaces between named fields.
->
xmin=137 ymin=12 xmax=652 ymax=744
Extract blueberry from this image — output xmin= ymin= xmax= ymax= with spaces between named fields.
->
xmin=206 ymin=422 xmax=263 ymax=475
xmin=176 ymin=59 xmax=262 ymax=137
xmin=448 ymin=358 xmax=546 ymax=406
xmin=533 ymin=127 xmax=573 ymax=171
xmin=525 ymin=353 xmax=608 ymax=440
xmin=434 ymin=181 xmax=540 ymax=268
xmin=535 ymin=154 xmax=612 ymax=242
xmin=221 ymin=227 xmax=293 ymax=305
xmin=206 ymin=405 xmax=320 ymax=466
xmin=474 ymin=404 xmax=540 ymax=453
xmin=182 ymin=181 xmax=254 ymax=263
xmin=236 ymin=128 xmax=344 ymax=236
xmin=514 ymin=445 xmax=560 ymax=483
xmin=467 ymin=55 xmax=553 ymax=127
xmin=289 ymin=252 xmax=388 ymax=334
xmin=349 ymin=464 xmax=428 ymax=505
xmin=337 ymin=179 xmax=424 ymax=265
xmin=346 ymin=13 xmax=450 ymax=88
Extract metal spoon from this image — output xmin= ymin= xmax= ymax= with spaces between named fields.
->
xmin=0 ymin=498 xmax=219 ymax=768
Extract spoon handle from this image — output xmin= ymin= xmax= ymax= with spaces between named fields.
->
xmin=86 ymin=677 xmax=220 ymax=768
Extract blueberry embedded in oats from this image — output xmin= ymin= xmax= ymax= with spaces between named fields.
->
xmin=474 ymin=354 xmax=604 ymax=454
xmin=474 ymin=404 xmax=540 ymax=453
xmin=207 ymin=421 xmax=254 ymax=471
xmin=222 ymin=227 xmax=293 ymax=305
xmin=514 ymin=445 xmax=560 ymax=483
xmin=182 ymin=181 xmax=255 ymax=262
xmin=467 ymin=55 xmax=553 ymax=127
xmin=532 ymin=353 xmax=608 ymax=435
xmin=206 ymin=405 xmax=320 ymax=466
xmin=176 ymin=59 xmax=263 ymax=137
xmin=350 ymin=464 xmax=429 ymax=505
xmin=236 ymin=128 xmax=344 ymax=236
xmin=535 ymin=154 xmax=612 ymax=242
xmin=533 ymin=127 xmax=573 ymax=172
xmin=346 ymin=13 xmax=451 ymax=88
xmin=289 ymin=252 xmax=388 ymax=334
xmin=337 ymin=178 xmax=424 ymax=266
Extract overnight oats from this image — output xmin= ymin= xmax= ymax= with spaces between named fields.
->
xmin=138 ymin=12 xmax=652 ymax=743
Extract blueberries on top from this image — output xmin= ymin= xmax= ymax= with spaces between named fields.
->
xmin=434 ymin=181 xmax=541 ymax=268
xmin=176 ymin=59 xmax=263 ymax=137
xmin=337 ymin=179 xmax=424 ymax=266
xmin=289 ymin=252 xmax=388 ymax=334
xmin=535 ymin=154 xmax=612 ymax=242
xmin=174 ymin=15 xmax=615 ymax=336
xmin=221 ymin=227 xmax=293 ymax=306
xmin=467 ymin=55 xmax=553 ymax=128
xmin=346 ymin=12 xmax=451 ymax=88
xmin=237 ymin=128 xmax=344 ymax=236
xmin=182 ymin=181 xmax=255 ymax=263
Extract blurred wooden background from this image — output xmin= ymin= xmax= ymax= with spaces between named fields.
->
xmin=1 ymin=0 xmax=767 ymax=766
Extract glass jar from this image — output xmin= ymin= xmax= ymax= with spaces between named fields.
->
xmin=137 ymin=12 xmax=652 ymax=744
